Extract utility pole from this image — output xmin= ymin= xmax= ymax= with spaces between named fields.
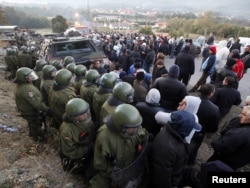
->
xmin=118 ymin=0 xmax=121 ymax=32
xmin=87 ymin=0 xmax=90 ymax=21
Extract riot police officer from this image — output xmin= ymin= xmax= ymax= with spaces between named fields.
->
xmin=14 ymin=67 xmax=50 ymax=141
xmin=40 ymin=65 xmax=57 ymax=106
xmin=63 ymin=56 xmax=75 ymax=68
xmin=18 ymin=46 xmax=33 ymax=69
xmin=88 ymin=104 xmax=149 ymax=188
xmin=100 ymin=81 xmax=134 ymax=125
xmin=33 ymin=59 xmax=47 ymax=89
xmin=48 ymin=69 xmax=76 ymax=129
xmin=4 ymin=48 xmax=18 ymax=80
xmin=92 ymin=73 xmax=117 ymax=127
xmin=60 ymin=98 xmax=96 ymax=176
xmin=73 ymin=64 xmax=87 ymax=96
xmin=51 ymin=59 xmax=63 ymax=70
xmin=80 ymin=69 xmax=100 ymax=122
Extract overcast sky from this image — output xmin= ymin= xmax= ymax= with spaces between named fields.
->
xmin=1 ymin=0 xmax=249 ymax=15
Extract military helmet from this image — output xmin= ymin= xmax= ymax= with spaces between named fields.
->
xmin=65 ymin=98 xmax=89 ymax=117
xmin=6 ymin=48 xmax=14 ymax=55
xmin=63 ymin=56 xmax=75 ymax=67
xmin=30 ymin=45 xmax=36 ymax=53
xmin=42 ymin=65 xmax=56 ymax=79
xmin=15 ymin=67 xmax=38 ymax=82
xmin=113 ymin=82 xmax=134 ymax=103
xmin=34 ymin=59 xmax=47 ymax=71
xmin=51 ymin=60 xmax=63 ymax=70
xmin=85 ymin=69 xmax=100 ymax=83
xmin=55 ymin=69 xmax=72 ymax=86
xmin=74 ymin=64 xmax=87 ymax=77
xmin=20 ymin=45 xmax=29 ymax=53
xmin=66 ymin=63 xmax=76 ymax=74
xmin=99 ymin=73 xmax=117 ymax=89
xmin=110 ymin=104 xmax=142 ymax=137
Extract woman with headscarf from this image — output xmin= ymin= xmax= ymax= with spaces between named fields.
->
xmin=135 ymin=88 xmax=171 ymax=136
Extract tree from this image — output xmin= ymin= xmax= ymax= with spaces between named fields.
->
xmin=51 ymin=15 xmax=68 ymax=33
xmin=20 ymin=16 xmax=50 ymax=29
xmin=139 ymin=26 xmax=154 ymax=35
xmin=0 ymin=6 xmax=9 ymax=25
xmin=195 ymin=11 xmax=217 ymax=36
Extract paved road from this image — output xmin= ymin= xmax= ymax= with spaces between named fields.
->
xmin=164 ymin=56 xmax=250 ymax=105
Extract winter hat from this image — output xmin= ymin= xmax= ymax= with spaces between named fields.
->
xmin=169 ymin=111 xmax=201 ymax=138
xmin=225 ymin=58 xmax=236 ymax=68
xmin=231 ymin=49 xmax=240 ymax=59
xmin=146 ymin=88 xmax=161 ymax=104
xmin=184 ymin=96 xmax=201 ymax=115
xmin=155 ymin=110 xmax=201 ymax=143
xmin=119 ymin=71 xmax=127 ymax=79
xmin=168 ymin=64 xmax=179 ymax=78
xmin=209 ymin=45 xmax=217 ymax=54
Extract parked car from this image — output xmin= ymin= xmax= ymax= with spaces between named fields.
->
xmin=38 ymin=36 xmax=109 ymax=69
xmin=193 ymin=41 xmax=202 ymax=55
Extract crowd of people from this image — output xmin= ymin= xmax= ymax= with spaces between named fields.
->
xmin=4 ymin=31 xmax=250 ymax=188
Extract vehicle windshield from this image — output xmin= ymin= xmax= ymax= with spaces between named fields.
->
xmin=54 ymin=40 xmax=96 ymax=56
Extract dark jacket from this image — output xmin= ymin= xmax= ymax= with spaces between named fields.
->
xmin=230 ymin=42 xmax=241 ymax=52
xmin=135 ymin=102 xmax=172 ymax=136
xmin=241 ymin=52 xmax=250 ymax=73
xmin=133 ymin=80 xmax=148 ymax=103
xmin=211 ymin=117 xmax=250 ymax=170
xmin=150 ymin=125 xmax=189 ymax=188
xmin=152 ymin=76 xmax=188 ymax=111
xmin=197 ymin=96 xmax=220 ymax=133
xmin=210 ymin=86 xmax=241 ymax=117
xmin=175 ymin=52 xmax=195 ymax=75
xmin=145 ymin=49 xmax=156 ymax=65
xmin=152 ymin=66 xmax=168 ymax=83
xmin=214 ymin=67 xmax=239 ymax=89
xmin=158 ymin=41 xmax=169 ymax=56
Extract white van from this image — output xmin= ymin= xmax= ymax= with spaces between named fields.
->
xmin=239 ymin=37 xmax=250 ymax=53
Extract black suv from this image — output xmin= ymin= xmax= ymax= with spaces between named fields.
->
xmin=39 ymin=36 xmax=109 ymax=69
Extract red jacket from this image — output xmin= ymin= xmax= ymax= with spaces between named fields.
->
xmin=232 ymin=59 xmax=244 ymax=80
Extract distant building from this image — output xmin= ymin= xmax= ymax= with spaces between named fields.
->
xmin=153 ymin=22 xmax=167 ymax=29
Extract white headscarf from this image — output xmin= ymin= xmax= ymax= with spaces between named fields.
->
xmin=146 ymin=88 xmax=161 ymax=104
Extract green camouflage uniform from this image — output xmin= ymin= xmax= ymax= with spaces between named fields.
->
xmin=18 ymin=52 xmax=33 ymax=69
xmin=33 ymin=70 xmax=43 ymax=89
xmin=73 ymin=77 xmax=85 ymax=96
xmin=48 ymin=85 xmax=76 ymax=129
xmin=60 ymin=114 xmax=96 ymax=174
xmin=60 ymin=116 xmax=95 ymax=159
xmin=14 ymin=82 xmax=49 ymax=140
xmin=93 ymin=92 xmax=112 ymax=126
xmin=4 ymin=54 xmax=18 ymax=79
xmin=80 ymin=84 xmax=98 ymax=121
xmin=40 ymin=79 xmax=54 ymax=106
xmin=88 ymin=125 xmax=148 ymax=188
xmin=100 ymin=100 xmax=119 ymax=125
